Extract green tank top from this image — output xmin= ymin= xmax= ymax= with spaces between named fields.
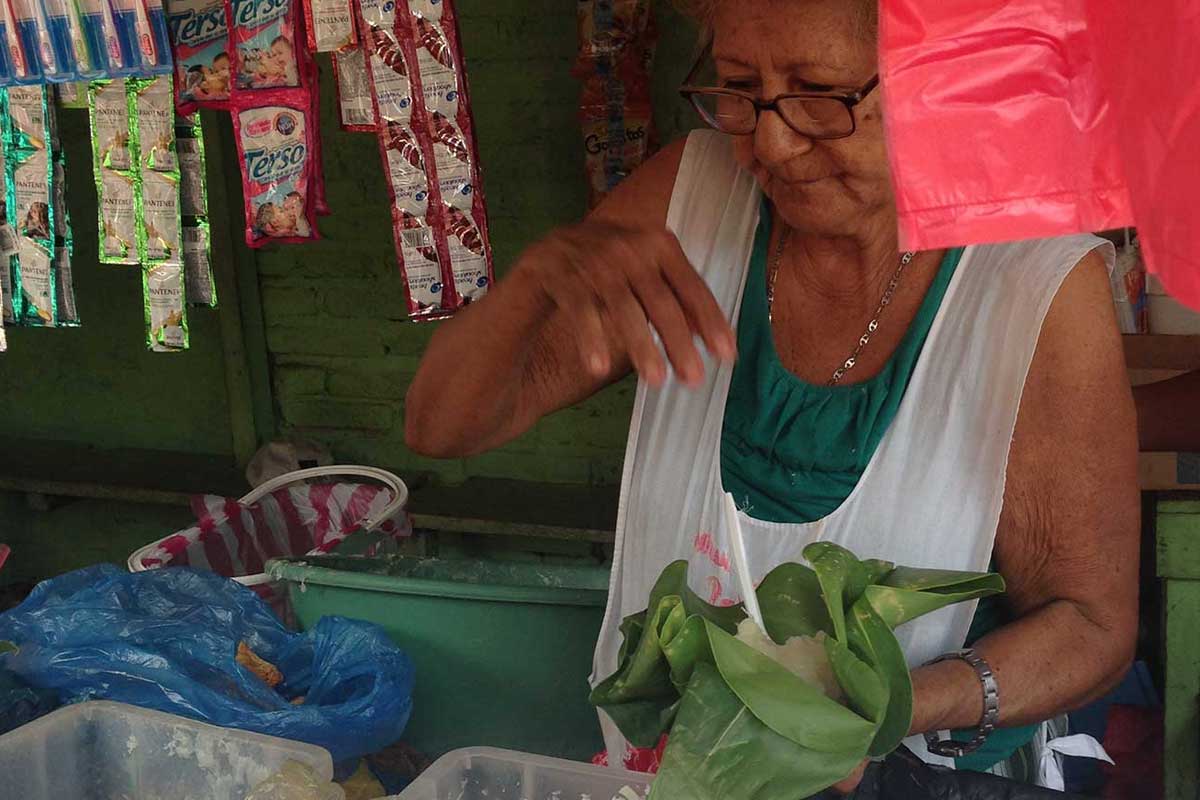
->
xmin=720 ymin=202 xmax=1034 ymax=771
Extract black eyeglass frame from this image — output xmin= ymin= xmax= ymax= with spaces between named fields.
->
xmin=678 ymin=43 xmax=880 ymax=140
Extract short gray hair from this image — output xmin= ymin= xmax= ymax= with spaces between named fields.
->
xmin=674 ymin=0 xmax=878 ymax=41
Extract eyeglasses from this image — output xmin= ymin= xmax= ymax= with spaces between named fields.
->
xmin=678 ymin=46 xmax=880 ymax=140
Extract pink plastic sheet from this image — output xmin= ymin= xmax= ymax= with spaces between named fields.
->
xmin=880 ymin=0 xmax=1200 ymax=308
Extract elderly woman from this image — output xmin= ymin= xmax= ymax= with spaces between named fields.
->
xmin=406 ymin=0 xmax=1138 ymax=785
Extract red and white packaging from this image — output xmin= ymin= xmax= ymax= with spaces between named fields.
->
xmin=226 ymin=0 xmax=304 ymax=91
xmin=231 ymin=90 xmax=320 ymax=247
xmin=224 ymin=0 xmax=328 ymax=224
xmin=332 ymin=47 xmax=376 ymax=132
xmin=302 ymin=52 xmax=330 ymax=216
xmin=166 ymin=0 xmax=233 ymax=114
xmin=356 ymin=0 xmax=491 ymax=318
xmin=574 ymin=0 xmax=656 ymax=208
xmin=302 ymin=0 xmax=356 ymax=52
xmin=400 ymin=0 xmax=492 ymax=309
xmin=356 ymin=0 xmax=443 ymax=316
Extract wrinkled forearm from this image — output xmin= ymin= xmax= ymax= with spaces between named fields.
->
xmin=908 ymin=599 xmax=1134 ymax=736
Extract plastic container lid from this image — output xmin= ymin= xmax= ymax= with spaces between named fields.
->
xmin=0 ymin=700 xmax=333 ymax=800
xmin=394 ymin=747 xmax=652 ymax=800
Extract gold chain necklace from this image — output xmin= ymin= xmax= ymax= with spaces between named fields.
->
xmin=767 ymin=227 xmax=917 ymax=386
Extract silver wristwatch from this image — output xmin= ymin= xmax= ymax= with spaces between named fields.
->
xmin=923 ymin=648 xmax=1000 ymax=758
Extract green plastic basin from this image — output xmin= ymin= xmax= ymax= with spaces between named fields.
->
xmin=267 ymin=556 xmax=610 ymax=761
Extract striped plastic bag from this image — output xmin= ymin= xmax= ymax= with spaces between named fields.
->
xmin=130 ymin=481 xmax=410 ymax=618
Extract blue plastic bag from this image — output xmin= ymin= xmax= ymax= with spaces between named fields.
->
xmin=0 ymin=667 xmax=58 ymax=736
xmin=0 ymin=565 xmax=414 ymax=763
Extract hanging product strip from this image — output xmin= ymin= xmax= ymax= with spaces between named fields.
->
xmin=3 ymin=85 xmax=58 ymax=326
xmin=166 ymin=0 xmax=231 ymax=113
xmin=129 ymin=74 xmax=188 ymax=351
xmin=355 ymin=0 xmax=492 ymax=320
xmin=176 ymin=110 xmax=214 ymax=307
xmin=50 ymin=85 xmax=78 ymax=325
xmin=223 ymin=0 xmax=324 ymax=245
xmin=573 ymin=0 xmax=655 ymax=208
xmin=88 ymin=74 xmax=190 ymax=350
xmin=0 ymin=0 xmax=171 ymax=86
xmin=300 ymin=0 xmax=353 ymax=53
xmin=89 ymin=78 xmax=138 ymax=264
xmin=331 ymin=44 xmax=371 ymax=131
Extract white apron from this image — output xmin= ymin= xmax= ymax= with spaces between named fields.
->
xmin=591 ymin=130 xmax=1115 ymax=766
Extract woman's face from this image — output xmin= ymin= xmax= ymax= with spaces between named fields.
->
xmin=712 ymin=0 xmax=891 ymax=238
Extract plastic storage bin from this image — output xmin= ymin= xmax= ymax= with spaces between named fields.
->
xmin=394 ymin=747 xmax=651 ymax=800
xmin=268 ymin=555 xmax=610 ymax=760
xmin=0 ymin=700 xmax=333 ymax=800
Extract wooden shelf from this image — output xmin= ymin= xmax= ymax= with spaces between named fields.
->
xmin=1124 ymin=335 xmax=1200 ymax=371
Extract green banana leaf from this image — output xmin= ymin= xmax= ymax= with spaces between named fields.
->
xmin=590 ymin=542 xmax=1004 ymax=800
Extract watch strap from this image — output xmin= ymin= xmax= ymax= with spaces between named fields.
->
xmin=922 ymin=648 xmax=1000 ymax=759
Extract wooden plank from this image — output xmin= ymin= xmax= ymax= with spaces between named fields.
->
xmin=1161 ymin=498 xmax=1200 ymax=515
xmin=1141 ymin=453 xmax=1200 ymax=491
xmin=206 ymin=111 xmax=265 ymax=468
xmin=0 ymin=477 xmax=190 ymax=506
xmin=1129 ymin=368 xmax=1187 ymax=387
xmin=411 ymin=513 xmax=615 ymax=544
xmin=1164 ymin=579 xmax=1200 ymax=800
xmin=1124 ymin=334 xmax=1200 ymax=371
xmin=1157 ymin=511 xmax=1200 ymax=579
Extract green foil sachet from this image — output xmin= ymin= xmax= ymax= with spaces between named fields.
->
xmin=4 ymin=85 xmax=58 ymax=328
xmin=89 ymin=79 xmax=140 ymax=266
xmin=143 ymin=262 xmax=189 ymax=352
xmin=129 ymin=76 xmax=188 ymax=351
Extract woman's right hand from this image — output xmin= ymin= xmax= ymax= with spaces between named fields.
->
xmin=512 ymin=219 xmax=737 ymax=388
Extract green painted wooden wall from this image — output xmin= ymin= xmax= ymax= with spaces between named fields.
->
xmin=0 ymin=0 xmax=700 ymax=491
xmin=261 ymin=1 xmax=701 ymax=488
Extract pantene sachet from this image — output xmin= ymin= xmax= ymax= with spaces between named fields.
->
xmin=129 ymin=76 xmax=182 ymax=268
xmin=143 ymin=261 xmax=188 ymax=351
xmin=5 ymin=85 xmax=57 ymax=327
xmin=89 ymin=79 xmax=139 ymax=265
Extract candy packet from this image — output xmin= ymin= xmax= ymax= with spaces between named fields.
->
xmin=357 ymin=0 xmax=443 ymax=316
xmin=5 ymin=84 xmax=57 ymax=326
xmin=176 ymin=111 xmax=215 ymax=306
xmin=143 ymin=260 xmax=187 ymax=350
xmin=398 ymin=0 xmax=492 ymax=308
xmin=166 ymin=0 xmax=231 ymax=112
xmin=227 ymin=0 xmax=301 ymax=91
xmin=232 ymin=90 xmax=317 ymax=246
xmin=129 ymin=76 xmax=181 ymax=266
xmin=331 ymin=47 xmax=373 ymax=131
xmin=48 ymin=92 xmax=77 ymax=325
xmin=301 ymin=0 xmax=352 ymax=53
xmin=89 ymin=78 xmax=139 ymax=264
